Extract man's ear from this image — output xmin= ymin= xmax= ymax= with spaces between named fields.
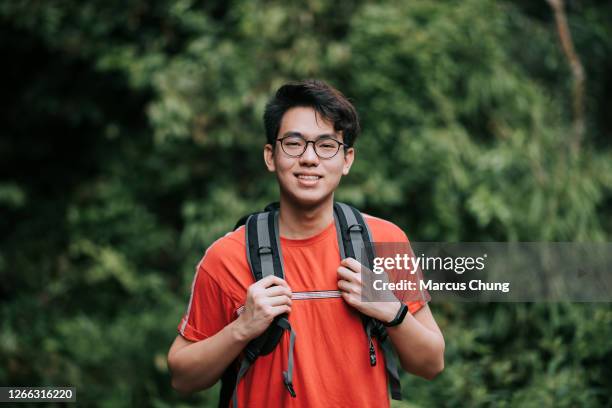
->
xmin=342 ymin=147 xmax=355 ymax=175
xmin=264 ymin=144 xmax=276 ymax=172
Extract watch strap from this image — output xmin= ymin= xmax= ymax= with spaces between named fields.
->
xmin=384 ymin=303 xmax=408 ymax=327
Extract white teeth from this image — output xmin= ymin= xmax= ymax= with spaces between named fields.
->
xmin=297 ymin=175 xmax=320 ymax=180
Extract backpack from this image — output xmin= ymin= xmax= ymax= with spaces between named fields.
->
xmin=219 ymin=202 xmax=402 ymax=408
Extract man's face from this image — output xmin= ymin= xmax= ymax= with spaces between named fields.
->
xmin=264 ymin=106 xmax=355 ymax=208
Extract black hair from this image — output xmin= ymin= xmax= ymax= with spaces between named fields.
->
xmin=263 ymin=79 xmax=360 ymax=147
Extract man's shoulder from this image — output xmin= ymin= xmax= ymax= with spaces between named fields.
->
xmin=205 ymin=225 xmax=245 ymax=252
xmin=199 ymin=226 xmax=248 ymax=274
xmin=362 ymin=213 xmax=409 ymax=243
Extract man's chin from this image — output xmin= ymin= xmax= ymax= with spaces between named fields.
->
xmin=282 ymin=190 xmax=334 ymax=210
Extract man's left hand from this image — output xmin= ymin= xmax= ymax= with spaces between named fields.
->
xmin=337 ymin=257 xmax=402 ymax=324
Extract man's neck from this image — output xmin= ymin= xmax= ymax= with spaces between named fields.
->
xmin=278 ymin=195 xmax=334 ymax=240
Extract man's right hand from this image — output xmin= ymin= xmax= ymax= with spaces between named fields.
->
xmin=168 ymin=274 xmax=292 ymax=393
xmin=235 ymin=275 xmax=293 ymax=341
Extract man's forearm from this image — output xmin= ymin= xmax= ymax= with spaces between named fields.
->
xmin=168 ymin=319 xmax=250 ymax=393
xmin=386 ymin=310 xmax=445 ymax=380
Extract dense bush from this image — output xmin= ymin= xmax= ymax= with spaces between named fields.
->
xmin=1 ymin=1 xmax=611 ymax=406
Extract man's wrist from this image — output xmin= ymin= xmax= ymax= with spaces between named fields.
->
xmin=383 ymin=302 xmax=408 ymax=327
xmin=380 ymin=302 xmax=403 ymax=324
xmin=230 ymin=316 xmax=252 ymax=344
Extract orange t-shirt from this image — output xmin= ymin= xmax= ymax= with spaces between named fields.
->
xmin=178 ymin=214 xmax=427 ymax=407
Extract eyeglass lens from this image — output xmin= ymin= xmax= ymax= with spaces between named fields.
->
xmin=281 ymin=136 xmax=341 ymax=158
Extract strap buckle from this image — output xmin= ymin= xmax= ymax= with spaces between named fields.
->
xmin=369 ymin=338 xmax=377 ymax=366
xmin=258 ymin=246 xmax=273 ymax=255
xmin=347 ymin=224 xmax=364 ymax=232
xmin=371 ymin=321 xmax=388 ymax=342
xmin=345 ymin=224 xmax=364 ymax=240
xmin=283 ymin=371 xmax=296 ymax=398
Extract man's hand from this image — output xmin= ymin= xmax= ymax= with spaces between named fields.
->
xmin=234 ymin=275 xmax=292 ymax=342
xmin=337 ymin=257 xmax=402 ymax=323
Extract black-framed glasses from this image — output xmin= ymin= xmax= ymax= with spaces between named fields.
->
xmin=276 ymin=135 xmax=349 ymax=159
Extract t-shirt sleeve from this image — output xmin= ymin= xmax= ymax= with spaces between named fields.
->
xmin=403 ymin=235 xmax=430 ymax=315
xmin=367 ymin=215 xmax=430 ymax=315
xmin=177 ymin=258 xmax=237 ymax=342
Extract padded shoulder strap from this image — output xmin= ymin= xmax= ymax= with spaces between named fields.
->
xmin=243 ymin=208 xmax=288 ymax=359
xmin=333 ymin=202 xmax=375 ymax=268
xmin=245 ymin=209 xmax=285 ymax=281
xmin=225 ymin=205 xmax=295 ymax=408
xmin=333 ymin=202 xmax=403 ymax=400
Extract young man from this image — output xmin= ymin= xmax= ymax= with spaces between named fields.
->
xmin=167 ymin=80 xmax=445 ymax=407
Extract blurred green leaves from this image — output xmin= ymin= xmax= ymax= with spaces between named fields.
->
xmin=1 ymin=0 xmax=611 ymax=406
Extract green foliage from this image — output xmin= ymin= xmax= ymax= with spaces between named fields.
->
xmin=1 ymin=0 xmax=611 ymax=407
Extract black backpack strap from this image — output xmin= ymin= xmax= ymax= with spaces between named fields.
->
xmin=228 ymin=206 xmax=296 ymax=408
xmin=245 ymin=210 xmax=284 ymax=281
xmin=232 ymin=202 xmax=280 ymax=231
xmin=277 ymin=317 xmax=297 ymax=398
xmin=333 ymin=202 xmax=378 ymax=365
xmin=380 ymin=335 xmax=402 ymax=400
xmin=333 ymin=202 xmax=403 ymax=400
xmin=333 ymin=202 xmax=375 ymax=266
xmin=218 ymin=360 xmax=238 ymax=408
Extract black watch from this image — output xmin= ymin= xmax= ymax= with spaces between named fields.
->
xmin=384 ymin=303 xmax=408 ymax=327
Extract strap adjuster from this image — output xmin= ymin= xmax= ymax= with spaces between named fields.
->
xmin=258 ymin=246 xmax=273 ymax=255
xmin=369 ymin=338 xmax=377 ymax=366
xmin=244 ymin=348 xmax=258 ymax=363
xmin=283 ymin=371 xmax=296 ymax=398
xmin=347 ymin=224 xmax=364 ymax=232
xmin=347 ymin=224 xmax=363 ymax=235
xmin=345 ymin=224 xmax=364 ymax=241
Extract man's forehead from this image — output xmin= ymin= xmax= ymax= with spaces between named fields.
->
xmin=279 ymin=107 xmax=341 ymax=138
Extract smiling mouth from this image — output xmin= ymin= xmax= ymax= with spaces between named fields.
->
xmin=296 ymin=174 xmax=322 ymax=180
xmin=295 ymin=174 xmax=323 ymax=181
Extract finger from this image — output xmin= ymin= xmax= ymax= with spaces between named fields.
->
xmin=257 ymin=275 xmax=290 ymax=289
xmin=266 ymin=295 xmax=292 ymax=307
xmin=345 ymin=257 xmax=374 ymax=276
xmin=338 ymin=266 xmax=361 ymax=285
xmin=269 ymin=304 xmax=292 ymax=316
xmin=264 ymin=285 xmax=292 ymax=298
xmin=341 ymin=257 xmax=362 ymax=271
xmin=337 ymin=279 xmax=350 ymax=292
xmin=340 ymin=291 xmax=356 ymax=307
xmin=338 ymin=266 xmax=355 ymax=280
xmin=339 ymin=281 xmax=361 ymax=296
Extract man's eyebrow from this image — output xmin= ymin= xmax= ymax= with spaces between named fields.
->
xmin=281 ymin=131 xmax=337 ymax=139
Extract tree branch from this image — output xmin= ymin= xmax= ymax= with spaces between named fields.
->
xmin=546 ymin=0 xmax=586 ymax=154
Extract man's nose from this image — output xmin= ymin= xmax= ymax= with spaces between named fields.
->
xmin=299 ymin=142 xmax=319 ymax=164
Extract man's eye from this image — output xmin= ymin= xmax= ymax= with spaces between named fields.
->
xmin=286 ymin=141 xmax=302 ymax=147
xmin=319 ymin=143 xmax=336 ymax=149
